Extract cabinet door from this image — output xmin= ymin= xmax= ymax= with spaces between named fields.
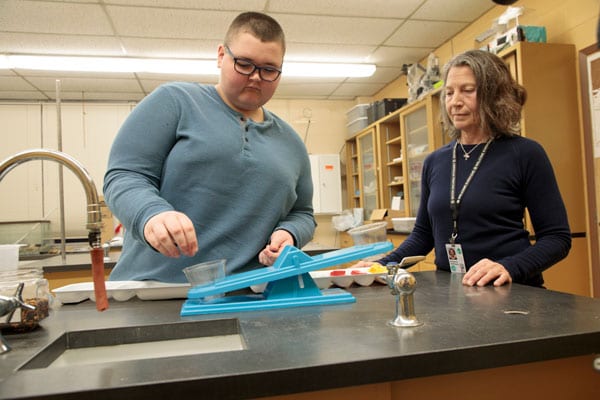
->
xmin=357 ymin=129 xmax=378 ymax=221
xmin=380 ymin=115 xmax=405 ymax=212
xmin=345 ymin=138 xmax=360 ymax=210
xmin=402 ymin=105 xmax=429 ymax=216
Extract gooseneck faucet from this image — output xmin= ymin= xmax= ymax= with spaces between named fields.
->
xmin=0 ymin=149 xmax=103 ymax=242
xmin=0 ymin=149 xmax=108 ymax=313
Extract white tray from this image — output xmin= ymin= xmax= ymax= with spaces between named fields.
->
xmin=53 ymin=281 xmax=190 ymax=304
xmin=250 ymin=266 xmax=388 ymax=292
xmin=54 ymin=266 xmax=389 ymax=303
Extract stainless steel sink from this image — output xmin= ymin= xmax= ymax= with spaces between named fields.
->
xmin=19 ymin=319 xmax=245 ymax=369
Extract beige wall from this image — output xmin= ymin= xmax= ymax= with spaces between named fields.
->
xmin=375 ymin=0 xmax=598 ymax=101
xmin=267 ymin=98 xmax=354 ymax=249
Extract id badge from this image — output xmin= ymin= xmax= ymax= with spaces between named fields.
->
xmin=445 ymin=243 xmax=466 ymax=273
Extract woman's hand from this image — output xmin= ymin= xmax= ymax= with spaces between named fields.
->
xmin=143 ymin=211 xmax=198 ymax=258
xmin=462 ymin=258 xmax=512 ymax=287
xmin=258 ymin=230 xmax=294 ymax=266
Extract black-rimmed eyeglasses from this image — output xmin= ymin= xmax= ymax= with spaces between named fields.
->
xmin=224 ymin=46 xmax=282 ymax=82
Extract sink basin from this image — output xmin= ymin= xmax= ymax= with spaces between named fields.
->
xmin=19 ymin=319 xmax=245 ymax=369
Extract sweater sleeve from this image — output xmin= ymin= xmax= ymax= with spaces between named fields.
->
xmin=103 ymin=86 xmax=179 ymax=244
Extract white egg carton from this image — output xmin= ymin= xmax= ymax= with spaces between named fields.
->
xmin=250 ymin=267 xmax=387 ymax=293
xmin=54 ymin=267 xmax=389 ymax=303
xmin=53 ymin=281 xmax=191 ymax=304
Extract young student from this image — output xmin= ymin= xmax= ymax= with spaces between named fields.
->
xmin=103 ymin=12 xmax=316 ymax=282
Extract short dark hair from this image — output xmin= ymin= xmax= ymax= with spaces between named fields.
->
xmin=440 ymin=49 xmax=527 ymax=139
xmin=224 ymin=12 xmax=286 ymax=54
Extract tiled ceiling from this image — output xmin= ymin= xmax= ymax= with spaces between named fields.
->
xmin=0 ymin=0 xmax=496 ymax=101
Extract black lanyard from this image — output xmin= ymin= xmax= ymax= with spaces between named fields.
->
xmin=449 ymin=139 xmax=492 ymax=244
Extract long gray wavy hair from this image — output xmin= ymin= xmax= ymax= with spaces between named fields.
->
xmin=440 ymin=49 xmax=527 ymax=140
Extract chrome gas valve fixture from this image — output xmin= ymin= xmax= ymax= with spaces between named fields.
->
xmin=385 ymin=256 xmax=425 ymax=328
xmin=0 ymin=283 xmax=36 ymax=353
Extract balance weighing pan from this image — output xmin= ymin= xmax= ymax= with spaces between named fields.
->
xmin=180 ymin=242 xmax=393 ymax=316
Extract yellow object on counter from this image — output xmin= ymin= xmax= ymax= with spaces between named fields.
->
xmin=367 ymin=263 xmax=387 ymax=274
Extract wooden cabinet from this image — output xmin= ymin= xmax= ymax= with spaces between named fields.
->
xmin=498 ymin=42 xmax=590 ymax=296
xmin=499 ymin=42 xmax=585 ymax=234
xmin=357 ymin=128 xmax=380 ymax=221
xmin=344 ymin=90 xmax=444 ymax=220
xmin=379 ymin=113 xmax=404 ymax=211
xmin=398 ymin=92 xmax=445 ymax=215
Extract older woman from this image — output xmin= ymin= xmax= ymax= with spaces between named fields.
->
xmin=359 ymin=49 xmax=571 ymax=288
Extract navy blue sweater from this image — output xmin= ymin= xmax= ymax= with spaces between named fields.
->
xmin=379 ymin=135 xmax=571 ymax=287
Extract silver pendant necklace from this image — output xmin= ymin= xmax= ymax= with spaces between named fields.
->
xmin=459 ymin=141 xmax=483 ymax=160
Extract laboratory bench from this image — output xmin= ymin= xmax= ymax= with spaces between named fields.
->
xmin=1 ymin=271 xmax=599 ymax=400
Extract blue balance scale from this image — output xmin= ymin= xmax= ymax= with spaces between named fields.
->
xmin=180 ymin=241 xmax=393 ymax=316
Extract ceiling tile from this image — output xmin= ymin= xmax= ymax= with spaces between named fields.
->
xmin=106 ymin=0 xmax=268 ymax=10
xmin=369 ymin=46 xmax=434 ymax=67
xmin=0 ymin=70 xmax=18 ymax=77
xmin=0 ymin=76 xmax=40 ymax=91
xmin=331 ymin=82 xmax=387 ymax=97
xmin=120 ymin=38 xmax=220 ymax=58
xmin=0 ymin=91 xmax=49 ymax=101
xmin=267 ymin=0 xmax=423 ymax=19
xmin=0 ymin=33 xmax=124 ymax=56
xmin=26 ymin=76 xmax=143 ymax=93
xmin=0 ymin=0 xmax=114 ymax=35
xmin=346 ymin=66 xmax=404 ymax=84
xmin=274 ymin=14 xmax=400 ymax=45
xmin=43 ymin=91 xmax=146 ymax=101
xmin=105 ymin=5 xmax=237 ymax=40
xmin=285 ymin=43 xmax=377 ymax=63
xmin=13 ymin=70 xmax=136 ymax=79
xmin=413 ymin=0 xmax=495 ymax=22
xmin=385 ymin=20 xmax=467 ymax=47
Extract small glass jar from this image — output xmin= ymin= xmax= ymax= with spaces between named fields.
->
xmin=0 ymin=268 xmax=51 ymax=332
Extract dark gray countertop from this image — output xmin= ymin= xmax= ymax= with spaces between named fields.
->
xmin=2 ymin=271 xmax=600 ymax=400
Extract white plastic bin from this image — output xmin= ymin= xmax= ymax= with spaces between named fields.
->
xmin=347 ymin=117 xmax=369 ymax=137
xmin=346 ymin=104 xmax=370 ymax=123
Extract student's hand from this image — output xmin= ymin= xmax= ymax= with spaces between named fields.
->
xmin=462 ymin=258 xmax=512 ymax=287
xmin=144 ymin=211 xmax=198 ymax=258
xmin=258 ymin=230 xmax=294 ymax=266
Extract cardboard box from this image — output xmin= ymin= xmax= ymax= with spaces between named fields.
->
xmin=368 ymin=209 xmax=405 ymax=230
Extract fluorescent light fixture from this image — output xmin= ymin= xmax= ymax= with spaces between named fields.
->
xmin=1 ymin=55 xmax=219 ymax=75
xmin=283 ymin=62 xmax=375 ymax=78
xmin=0 ymin=54 xmax=376 ymax=78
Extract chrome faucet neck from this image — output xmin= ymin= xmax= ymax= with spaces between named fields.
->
xmin=0 ymin=149 xmax=102 ymax=235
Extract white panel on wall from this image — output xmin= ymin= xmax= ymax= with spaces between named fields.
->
xmin=0 ymin=102 xmax=133 ymax=238
xmin=41 ymin=103 xmax=133 ymax=237
xmin=0 ymin=104 xmax=44 ymax=224
xmin=309 ymin=154 xmax=342 ymax=214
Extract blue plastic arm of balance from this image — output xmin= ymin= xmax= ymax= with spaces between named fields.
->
xmin=186 ymin=241 xmax=393 ymax=300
